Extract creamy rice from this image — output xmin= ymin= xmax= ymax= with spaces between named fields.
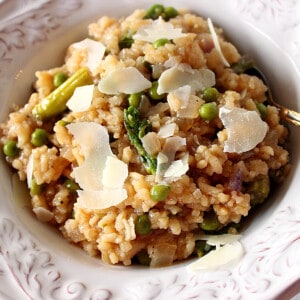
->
xmin=0 ymin=5 xmax=290 ymax=267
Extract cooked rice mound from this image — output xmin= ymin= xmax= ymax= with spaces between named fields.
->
xmin=0 ymin=6 xmax=290 ymax=267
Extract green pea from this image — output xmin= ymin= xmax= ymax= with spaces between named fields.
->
xmin=30 ymin=178 xmax=44 ymax=195
xmin=195 ymin=240 xmax=212 ymax=257
xmin=53 ymin=72 xmax=68 ymax=88
xmin=153 ymin=38 xmax=171 ymax=49
xmin=248 ymin=175 xmax=270 ymax=206
xmin=150 ymin=184 xmax=171 ymax=201
xmin=119 ymin=35 xmax=134 ymax=49
xmin=55 ymin=120 xmax=70 ymax=127
xmin=199 ymin=102 xmax=218 ymax=121
xmin=148 ymin=81 xmax=164 ymax=100
xmin=3 ymin=140 xmax=20 ymax=158
xmin=135 ymin=214 xmax=151 ymax=235
xmin=64 ymin=178 xmax=80 ymax=192
xmin=163 ymin=6 xmax=178 ymax=20
xmin=30 ymin=128 xmax=48 ymax=147
xmin=200 ymin=212 xmax=221 ymax=231
xmin=201 ymin=87 xmax=219 ymax=102
xmin=256 ymin=102 xmax=267 ymax=119
xmin=135 ymin=250 xmax=151 ymax=265
xmin=231 ymin=56 xmax=254 ymax=74
xmin=128 ymin=93 xmax=142 ymax=108
xmin=144 ymin=4 xmax=165 ymax=20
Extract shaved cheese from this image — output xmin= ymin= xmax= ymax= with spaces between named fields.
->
xmin=67 ymin=122 xmax=128 ymax=209
xmin=133 ymin=17 xmax=186 ymax=43
xmin=67 ymin=122 xmax=112 ymax=158
xmin=66 ymin=84 xmax=94 ymax=112
xmin=76 ymin=189 xmax=127 ymax=210
xmin=157 ymin=65 xmax=215 ymax=94
xmin=199 ymin=234 xmax=242 ymax=246
xmin=219 ymin=106 xmax=268 ymax=153
xmin=141 ymin=132 xmax=161 ymax=156
xmin=207 ymin=18 xmax=230 ymax=67
xmin=72 ymin=38 xmax=106 ymax=73
xmin=164 ymin=153 xmax=189 ymax=178
xmin=187 ymin=241 xmax=244 ymax=271
xmin=157 ymin=123 xmax=177 ymax=138
xmin=26 ymin=154 xmax=33 ymax=188
xmin=98 ymin=67 xmax=151 ymax=95
xmin=72 ymin=153 xmax=104 ymax=190
xmin=156 ymin=136 xmax=188 ymax=182
xmin=102 ymin=156 xmax=128 ymax=188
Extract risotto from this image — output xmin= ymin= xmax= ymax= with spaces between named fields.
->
xmin=0 ymin=4 xmax=290 ymax=267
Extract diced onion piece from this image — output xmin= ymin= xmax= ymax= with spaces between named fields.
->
xmin=141 ymin=132 xmax=161 ymax=156
xmin=167 ymin=85 xmax=191 ymax=111
xmin=98 ymin=67 xmax=151 ymax=95
xmin=133 ymin=17 xmax=186 ymax=43
xmin=207 ymin=18 xmax=230 ymax=67
xmin=219 ymin=107 xmax=268 ymax=153
xmin=102 ymin=156 xmax=128 ymax=189
xmin=76 ymin=189 xmax=127 ymax=210
xmin=157 ymin=123 xmax=177 ymax=138
xmin=164 ymin=56 xmax=181 ymax=68
xmin=187 ymin=241 xmax=244 ymax=271
xmin=72 ymin=38 xmax=106 ymax=73
xmin=26 ymin=154 xmax=34 ymax=188
xmin=157 ymin=65 xmax=215 ymax=94
xmin=66 ymin=84 xmax=94 ymax=112
xmin=176 ymin=95 xmax=203 ymax=119
xmin=149 ymin=243 xmax=177 ymax=267
xmin=33 ymin=207 xmax=54 ymax=222
xmin=145 ymin=102 xmax=169 ymax=118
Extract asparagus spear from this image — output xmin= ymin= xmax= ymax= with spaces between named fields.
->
xmin=32 ymin=67 xmax=92 ymax=120
xmin=124 ymin=106 xmax=157 ymax=174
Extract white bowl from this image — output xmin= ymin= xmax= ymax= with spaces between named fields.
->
xmin=1 ymin=0 xmax=300 ymax=299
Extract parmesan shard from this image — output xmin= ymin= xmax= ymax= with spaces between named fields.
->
xmin=133 ymin=17 xmax=186 ymax=43
xmin=164 ymin=153 xmax=189 ymax=179
xmin=157 ymin=65 xmax=215 ymax=94
xmin=156 ymin=136 xmax=188 ymax=182
xmin=219 ymin=106 xmax=268 ymax=153
xmin=67 ymin=122 xmax=112 ymax=159
xmin=157 ymin=123 xmax=177 ymax=138
xmin=72 ymin=38 xmax=106 ymax=73
xmin=199 ymin=234 xmax=242 ymax=246
xmin=67 ymin=122 xmax=129 ymax=209
xmin=76 ymin=189 xmax=127 ymax=210
xmin=66 ymin=84 xmax=94 ymax=112
xmin=187 ymin=241 xmax=244 ymax=271
xmin=207 ymin=18 xmax=230 ymax=67
xmin=72 ymin=153 xmax=105 ymax=190
xmin=98 ymin=67 xmax=151 ymax=95
xmin=102 ymin=156 xmax=128 ymax=189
